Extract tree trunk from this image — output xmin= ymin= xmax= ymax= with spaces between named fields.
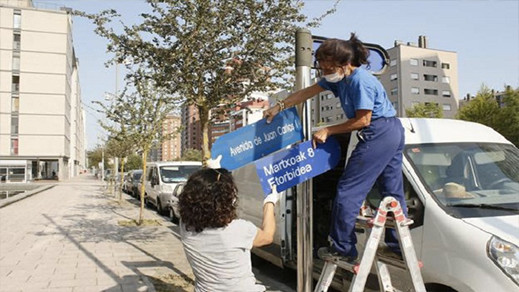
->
xmin=119 ymin=158 xmax=125 ymax=201
xmin=138 ymin=148 xmax=148 ymax=225
xmin=198 ymin=106 xmax=211 ymax=165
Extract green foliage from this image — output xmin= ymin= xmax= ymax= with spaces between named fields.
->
xmin=77 ymin=0 xmax=337 ymax=161
xmin=456 ymin=85 xmax=499 ymax=127
xmin=457 ymin=85 xmax=519 ymax=147
xmin=405 ymin=103 xmax=443 ymax=118
xmin=87 ymin=147 xmax=108 ymax=169
xmin=178 ymin=148 xmax=202 ymax=161
xmin=126 ymin=154 xmax=143 ymax=170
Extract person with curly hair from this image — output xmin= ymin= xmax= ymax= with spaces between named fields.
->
xmin=179 ymin=168 xmax=279 ymax=292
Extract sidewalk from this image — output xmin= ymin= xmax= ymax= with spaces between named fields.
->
xmin=0 ymin=174 xmax=294 ymax=292
xmin=0 ymin=174 xmax=194 ymax=292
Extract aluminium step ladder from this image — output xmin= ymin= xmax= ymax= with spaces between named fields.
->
xmin=314 ymin=196 xmax=426 ymax=292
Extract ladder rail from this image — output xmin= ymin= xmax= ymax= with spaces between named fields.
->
xmin=314 ymin=196 xmax=426 ymax=292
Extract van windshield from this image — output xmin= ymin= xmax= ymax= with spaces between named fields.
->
xmin=405 ymin=143 xmax=519 ymax=217
xmin=160 ymin=165 xmax=201 ymax=183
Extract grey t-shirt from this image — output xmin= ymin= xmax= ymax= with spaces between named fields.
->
xmin=180 ymin=219 xmax=266 ymax=292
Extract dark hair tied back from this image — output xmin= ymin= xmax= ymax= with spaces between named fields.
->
xmin=315 ymin=33 xmax=369 ymax=67
xmin=348 ymin=33 xmax=369 ymax=67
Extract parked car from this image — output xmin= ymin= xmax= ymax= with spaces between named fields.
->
xmin=168 ymin=182 xmax=186 ymax=223
xmin=233 ymin=118 xmax=519 ymax=291
xmin=143 ymin=161 xmax=202 ymax=215
xmin=129 ymin=170 xmax=143 ymax=198
xmin=122 ymin=172 xmax=132 ymax=194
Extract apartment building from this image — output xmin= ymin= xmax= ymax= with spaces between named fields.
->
xmin=180 ymin=104 xmax=202 ymax=157
xmin=380 ymin=36 xmax=459 ymax=118
xmin=0 ymin=0 xmax=86 ymax=182
xmin=161 ymin=113 xmax=181 ymax=161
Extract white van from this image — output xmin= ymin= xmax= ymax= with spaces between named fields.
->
xmin=143 ymin=161 xmax=202 ymax=215
xmin=233 ymin=118 xmax=519 ymax=291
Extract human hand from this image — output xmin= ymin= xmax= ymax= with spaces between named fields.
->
xmin=263 ymin=184 xmax=280 ymax=206
xmin=206 ymin=155 xmax=222 ymax=169
xmin=312 ymin=128 xmax=329 ymax=149
xmin=263 ymin=105 xmax=281 ymax=124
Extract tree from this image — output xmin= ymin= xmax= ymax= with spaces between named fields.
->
xmin=494 ymin=87 xmax=519 ymax=146
xmin=457 ymin=85 xmax=519 ymax=147
xmin=96 ymin=72 xmax=180 ymax=224
xmin=104 ymin=135 xmax=135 ymax=199
xmin=179 ymin=148 xmax=202 ymax=161
xmin=457 ymin=85 xmax=499 ymax=127
xmin=87 ymin=147 xmax=108 ymax=170
xmin=405 ymin=103 xmax=443 ymax=118
xmin=126 ymin=153 xmax=143 ymax=170
xmin=78 ymin=0 xmax=338 ymax=162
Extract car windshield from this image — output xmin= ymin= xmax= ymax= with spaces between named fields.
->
xmin=405 ymin=143 xmax=519 ymax=217
xmin=160 ymin=165 xmax=200 ymax=183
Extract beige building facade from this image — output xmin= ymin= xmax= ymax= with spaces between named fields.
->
xmin=161 ymin=113 xmax=181 ymax=161
xmin=0 ymin=0 xmax=86 ymax=182
xmin=380 ymin=36 xmax=459 ymax=118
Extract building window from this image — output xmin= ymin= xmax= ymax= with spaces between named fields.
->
xmin=411 ymin=87 xmax=420 ymax=94
xmin=443 ymin=104 xmax=452 ymax=111
xmin=442 ymin=76 xmax=450 ymax=83
xmin=410 ymin=59 xmax=418 ymax=66
xmin=13 ymin=11 xmax=21 ymax=29
xmin=442 ymin=90 xmax=451 ymax=97
xmin=423 ymin=60 xmax=437 ymax=67
xmin=390 ymin=88 xmax=398 ymax=96
xmin=12 ymin=55 xmax=20 ymax=71
xmin=390 ymin=73 xmax=398 ymax=81
xmin=11 ymin=115 xmax=19 ymax=134
xmin=11 ymin=96 xmax=19 ymax=112
xmin=13 ymin=34 xmax=21 ymax=50
xmin=441 ymin=63 xmax=450 ymax=69
xmin=423 ymin=74 xmax=438 ymax=82
xmin=11 ymin=138 xmax=19 ymax=155
xmin=12 ymin=75 xmax=20 ymax=92
xmin=410 ymin=73 xmax=419 ymax=80
xmin=424 ymin=89 xmax=438 ymax=95
xmin=390 ymin=59 xmax=397 ymax=67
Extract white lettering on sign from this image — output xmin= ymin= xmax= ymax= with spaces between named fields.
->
xmin=262 ymin=151 xmax=307 ymax=176
xmin=228 ymin=122 xmax=298 ymax=157
xmin=267 ymin=164 xmax=313 ymax=187
xmin=277 ymin=123 xmax=295 ymax=135
xmin=229 ymin=140 xmax=254 ymax=157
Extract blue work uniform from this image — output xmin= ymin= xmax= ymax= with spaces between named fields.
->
xmin=317 ymin=67 xmax=407 ymax=258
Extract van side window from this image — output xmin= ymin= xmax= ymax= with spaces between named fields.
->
xmin=147 ymin=167 xmax=154 ymax=181
xmin=365 ymin=175 xmax=424 ymax=228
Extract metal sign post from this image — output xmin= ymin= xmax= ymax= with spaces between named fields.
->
xmin=295 ymin=28 xmax=314 ymax=292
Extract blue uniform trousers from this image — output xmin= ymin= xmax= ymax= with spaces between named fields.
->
xmin=329 ymin=117 xmax=407 ymax=257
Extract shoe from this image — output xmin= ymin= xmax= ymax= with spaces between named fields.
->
xmin=317 ymin=246 xmax=358 ymax=264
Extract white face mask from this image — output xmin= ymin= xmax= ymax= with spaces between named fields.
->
xmin=323 ymin=71 xmax=344 ymax=83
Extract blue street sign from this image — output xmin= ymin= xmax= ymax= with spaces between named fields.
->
xmin=211 ymin=107 xmax=304 ymax=170
xmin=254 ymin=136 xmax=342 ymax=195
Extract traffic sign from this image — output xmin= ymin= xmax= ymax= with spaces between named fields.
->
xmin=211 ymin=107 xmax=304 ymax=170
xmin=254 ymin=136 xmax=341 ymax=195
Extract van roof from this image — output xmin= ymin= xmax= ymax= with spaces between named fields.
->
xmin=400 ymin=118 xmax=512 ymax=145
xmin=147 ymin=161 xmax=202 ymax=167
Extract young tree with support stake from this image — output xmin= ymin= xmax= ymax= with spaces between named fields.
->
xmin=96 ymin=69 xmax=181 ymax=224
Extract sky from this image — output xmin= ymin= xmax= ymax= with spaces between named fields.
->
xmin=32 ymin=0 xmax=519 ymax=150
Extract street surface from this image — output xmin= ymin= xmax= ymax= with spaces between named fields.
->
xmin=0 ymin=174 xmax=296 ymax=292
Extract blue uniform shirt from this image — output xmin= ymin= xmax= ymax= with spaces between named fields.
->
xmin=317 ymin=68 xmax=396 ymax=120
